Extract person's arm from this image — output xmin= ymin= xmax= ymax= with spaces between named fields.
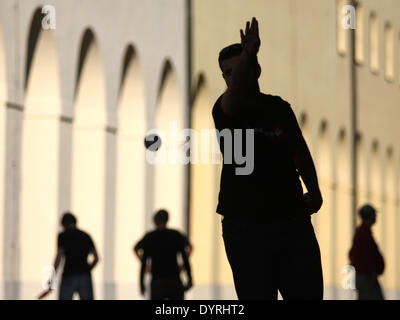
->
xmin=134 ymin=247 xmax=143 ymax=261
xmin=134 ymin=237 xmax=146 ymax=261
xmin=185 ymin=244 xmax=193 ymax=257
xmin=288 ymin=106 xmax=323 ymax=214
xmin=139 ymin=253 xmax=148 ymax=296
xmin=135 ymin=235 xmax=148 ymax=295
xmin=369 ymin=232 xmax=385 ymax=276
xmin=53 ymin=247 xmax=64 ymax=273
xmin=349 ymin=232 xmax=357 ymax=265
xmin=376 ymin=250 xmax=385 ymax=276
xmin=48 ymin=235 xmax=65 ymax=289
xmin=180 ymin=248 xmax=193 ymax=291
xmin=221 ymin=17 xmax=260 ymax=116
xmin=85 ymin=235 xmax=99 ymax=271
xmin=38 ymin=247 xmax=64 ymax=297
xmin=88 ymin=246 xmax=99 ymax=271
xmin=178 ymin=234 xmax=193 ymax=291
xmin=294 ymin=136 xmax=323 ymax=214
xmin=182 ymin=234 xmax=193 ymax=257
xmin=352 ymin=226 xmax=376 ymax=274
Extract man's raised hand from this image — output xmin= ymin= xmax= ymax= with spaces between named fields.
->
xmin=240 ymin=17 xmax=260 ymax=57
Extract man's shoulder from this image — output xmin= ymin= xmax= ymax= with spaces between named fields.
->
xmin=212 ymin=94 xmax=224 ymax=116
xmin=57 ymin=231 xmax=66 ymax=243
xmin=166 ymin=228 xmax=187 ymax=239
xmin=75 ymin=229 xmax=93 ymax=242
xmin=213 ymin=94 xmax=224 ymax=105
xmin=143 ymin=230 xmax=157 ymax=239
xmin=261 ymin=93 xmax=290 ymax=108
xmin=214 ymin=92 xmax=290 ymax=108
xmin=76 ymin=228 xmax=89 ymax=236
xmin=144 ymin=229 xmax=183 ymax=242
xmin=57 ymin=229 xmax=75 ymax=243
xmin=166 ymin=228 xmax=181 ymax=236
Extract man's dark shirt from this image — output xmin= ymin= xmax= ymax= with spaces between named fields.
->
xmin=135 ymin=229 xmax=191 ymax=281
xmin=212 ymin=93 xmax=306 ymax=221
xmin=349 ymin=223 xmax=384 ymax=275
xmin=57 ymin=228 xmax=95 ymax=276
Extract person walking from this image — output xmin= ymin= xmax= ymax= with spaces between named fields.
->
xmin=134 ymin=209 xmax=193 ymax=300
xmin=349 ymin=204 xmax=385 ymax=300
xmin=48 ymin=212 xmax=99 ymax=300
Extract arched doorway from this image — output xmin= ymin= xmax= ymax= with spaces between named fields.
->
xmin=19 ymin=9 xmax=62 ymax=299
xmin=153 ymin=61 xmax=185 ymax=230
xmin=189 ymin=75 xmax=227 ymax=299
xmin=115 ymin=45 xmax=146 ymax=299
xmin=71 ymin=29 xmax=107 ymax=299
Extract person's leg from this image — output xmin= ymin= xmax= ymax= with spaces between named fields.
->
xmin=151 ymin=278 xmax=165 ymax=300
xmin=151 ymin=277 xmax=184 ymax=300
xmin=59 ymin=275 xmax=76 ymax=300
xmin=356 ymin=274 xmax=384 ymax=300
xmin=278 ymin=218 xmax=324 ymax=300
xmin=356 ymin=273 xmax=370 ymax=300
xmin=165 ymin=277 xmax=184 ymax=300
xmin=222 ymin=218 xmax=278 ymax=300
xmin=374 ymin=278 xmax=385 ymax=300
xmin=77 ymin=273 xmax=94 ymax=300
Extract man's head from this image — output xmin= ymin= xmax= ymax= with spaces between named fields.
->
xmin=218 ymin=43 xmax=261 ymax=88
xmin=153 ymin=209 xmax=169 ymax=229
xmin=358 ymin=204 xmax=377 ymax=225
xmin=61 ymin=212 xmax=77 ymax=229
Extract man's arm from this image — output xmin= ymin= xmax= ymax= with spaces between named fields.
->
xmin=294 ymin=136 xmax=323 ymax=214
xmin=178 ymin=233 xmax=192 ymax=290
xmin=139 ymin=253 xmax=147 ymax=296
xmin=49 ymin=234 xmax=65 ymax=289
xmin=88 ymin=246 xmax=99 ymax=271
xmin=370 ymin=233 xmax=385 ymax=276
xmin=53 ymin=247 xmax=64 ymax=272
xmin=46 ymin=247 xmax=64 ymax=290
xmin=185 ymin=244 xmax=193 ymax=257
xmin=180 ymin=248 xmax=193 ymax=291
xmin=285 ymin=102 xmax=323 ymax=214
xmin=221 ymin=17 xmax=260 ymax=116
xmin=134 ymin=237 xmax=145 ymax=261
xmin=182 ymin=234 xmax=193 ymax=257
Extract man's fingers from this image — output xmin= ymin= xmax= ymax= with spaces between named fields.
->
xmin=251 ymin=17 xmax=256 ymax=29
xmin=240 ymin=29 xmax=245 ymax=42
xmin=250 ymin=17 xmax=258 ymax=35
xmin=245 ymin=21 xmax=250 ymax=34
xmin=253 ymin=18 xmax=259 ymax=34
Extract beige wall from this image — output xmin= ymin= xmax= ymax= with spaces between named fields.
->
xmin=115 ymin=46 xmax=146 ymax=298
xmin=0 ymin=20 xmax=6 ymax=300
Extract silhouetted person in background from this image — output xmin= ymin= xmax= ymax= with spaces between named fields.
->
xmin=47 ymin=212 xmax=99 ymax=300
xmin=212 ymin=17 xmax=323 ymax=300
xmin=349 ymin=204 xmax=384 ymax=300
xmin=134 ymin=209 xmax=193 ymax=300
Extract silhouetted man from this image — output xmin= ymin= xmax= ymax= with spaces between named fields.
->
xmin=50 ymin=212 xmax=99 ymax=300
xmin=134 ymin=209 xmax=193 ymax=300
xmin=212 ymin=17 xmax=324 ymax=300
xmin=349 ymin=204 xmax=384 ymax=300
